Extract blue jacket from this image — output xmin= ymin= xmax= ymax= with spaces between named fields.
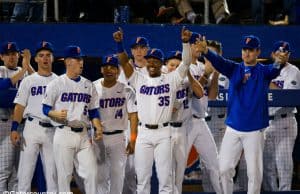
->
xmin=204 ymin=50 xmax=281 ymax=131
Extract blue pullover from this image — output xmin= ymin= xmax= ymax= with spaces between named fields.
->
xmin=204 ymin=50 xmax=281 ymax=131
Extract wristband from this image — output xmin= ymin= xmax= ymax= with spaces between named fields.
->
xmin=11 ymin=121 xmax=19 ymax=132
xmin=130 ymin=133 xmax=137 ymax=142
xmin=116 ymin=42 xmax=125 ymax=53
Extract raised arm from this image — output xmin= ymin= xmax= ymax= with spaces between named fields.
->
xmin=21 ymin=49 xmax=35 ymax=75
xmin=187 ymin=71 xmax=204 ymax=98
xmin=198 ymin=37 xmax=237 ymax=78
xmin=113 ymin=28 xmax=134 ymax=79
xmin=176 ymin=27 xmax=192 ymax=79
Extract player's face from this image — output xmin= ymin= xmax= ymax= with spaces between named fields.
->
xmin=1 ymin=52 xmax=19 ymax=69
xmin=66 ymin=58 xmax=84 ymax=76
xmin=146 ymin=58 xmax=162 ymax=77
xmin=272 ymin=50 xmax=290 ymax=64
xmin=242 ymin=48 xmax=260 ymax=65
xmin=131 ymin=46 xmax=148 ymax=61
xmin=101 ymin=65 xmax=119 ymax=81
xmin=166 ymin=58 xmax=181 ymax=72
xmin=191 ymin=41 xmax=202 ymax=58
xmin=35 ymin=50 xmax=53 ymax=70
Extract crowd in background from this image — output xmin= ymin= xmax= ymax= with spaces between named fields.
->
xmin=0 ymin=0 xmax=299 ymax=25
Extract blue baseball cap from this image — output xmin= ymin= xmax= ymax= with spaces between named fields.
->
xmin=242 ymin=35 xmax=261 ymax=49
xmin=0 ymin=41 xmax=19 ymax=54
xmin=64 ymin=45 xmax=85 ymax=59
xmin=165 ymin=50 xmax=182 ymax=61
xmin=272 ymin=40 xmax=291 ymax=53
xmin=35 ymin=41 xmax=54 ymax=54
xmin=189 ymin=32 xmax=203 ymax=44
xmin=130 ymin=36 xmax=149 ymax=48
xmin=102 ymin=55 xmax=119 ymax=68
xmin=144 ymin=48 xmax=164 ymax=62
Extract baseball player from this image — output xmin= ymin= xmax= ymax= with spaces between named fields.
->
xmin=198 ymin=35 xmax=284 ymax=194
xmin=186 ymin=32 xmax=222 ymax=194
xmin=263 ymin=41 xmax=300 ymax=191
xmin=120 ymin=36 xmax=149 ymax=194
xmin=0 ymin=41 xmax=34 ymax=193
xmin=42 ymin=45 xmax=103 ymax=194
xmin=93 ymin=55 xmax=138 ymax=194
xmin=165 ymin=50 xmax=204 ymax=194
xmin=202 ymin=40 xmax=248 ymax=192
xmin=10 ymin=41 xmax=58 ymax=192
xmin=113 ymin=27 xmax=192 ymax=194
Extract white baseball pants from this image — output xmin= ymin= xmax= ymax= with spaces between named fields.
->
xmin=17 ymin=118 xmax=57 ymax=192
xmin=219 ymin=126 xmax=264 ymax=194
xmin=53 ymin=127 xmax=98 ymax=194
xmin=135 ymin=125 xmax=172 ymax=194
xmin=187 ymin=117 xmax=222 ymax=194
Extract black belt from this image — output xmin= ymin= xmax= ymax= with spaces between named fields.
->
xmin=170 ymin=122 xmax=183 ymax=128
xmin=192 ymin=114 xmax=202 ymax=119
xmin=269 ymin=113 xmax=293 ymax=120
xmin=28 ymin=116 xmax=54 ymax=128
xmin=103 ymin=130 xmax=123 ymax=135
xmin=58 ymin=125 xmax=83 ymax=132
xmin=1 ymin=119 xmax=8 ymax=122
xmin=139 ymin=122 xmax=169 ymax=129
xmin=205 ymin=114 xmax=225 ymax=122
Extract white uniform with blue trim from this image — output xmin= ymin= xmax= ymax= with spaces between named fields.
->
xmin=42 ymin=74 xmax=99 ymax=194
xmin=93 ymin=79 xmax=137 ymax=194
xmin=187 ymin=61 xmax=222 ymax=194
xmin=263 ymin=62 xmax=300 ymax=191
xmin=170 ymin=77 xmax=192 ymax=194
xmin=14 ymin=72 xmax=58 ymax=192
xmin=0 ymin=66 xmax=23 ymax=193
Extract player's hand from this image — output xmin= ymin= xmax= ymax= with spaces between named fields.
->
xmin=10 ymin=131 xmax=21 ymax=147
xmin=21 ymin=49 xmax=31 ymax=70
xmin=273 ymin=50 xmax=288 ymax=65
xmin=126 ymin=140 xmax=136 ymax=155
xmin=113 ymin=27 xmax=124 ymax=42
xmin=198 ymin=36 xmax=208 ymax=54
xmin=94 ymin=126 xmax=103 ymax=141
xmin=50 ymin=109 xmax=67 ymax=123
xmin=181 ymin=26 xmax=192 ymax=43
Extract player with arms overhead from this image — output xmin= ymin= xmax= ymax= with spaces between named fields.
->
xmin=113 ymin=27 xmax=192 ymax=194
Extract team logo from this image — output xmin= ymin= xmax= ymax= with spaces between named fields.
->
xmin=150 ymin=49 xmax=156 ymax=54
xmin=291 ymin=80 xmax=297 ymax=85
xmin=7 ymin=42 xmax=12 ymax=49
xmin=42 ymin=41 xmax=47 ymax=48
xmin=245 ymin=37 xmax=251 ymax=44
xmin=77 ymin=47 xmax=81 ymax=54
xmin=106 ymin=56 xmax=112 ymax=63
xmin=136 ymin=37 xmax=141 ymax=44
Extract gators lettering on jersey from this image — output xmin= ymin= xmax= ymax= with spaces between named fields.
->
xmin=42 ymin=74 xmax=99 ymax=127
xmin=14 ymin=72 xmax=58 ymax=120
xmin=94 ymin=79 xmax=137 ymax=132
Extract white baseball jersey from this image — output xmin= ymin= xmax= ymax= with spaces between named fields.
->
xmin=189 ymin=61 xmax=209 ymax=118
xmin=171 ymin=78 xmax=193 ymax=122
xmin=93 ymin=79 xmax=137 ymax=132
xmin=14 ymin=72 xmax=57 ymax=121
xmin=128 ymin=64 xmax=186 ymax=124
xmin=0 ymin=66 xmax=24 ymax=88
xmin=42 ymin=74 xmax=99 ymax=127
xmin=118 ymin=64 xmax=148 ymax=84
xmin=269 ymin=63 xmax=300 ymax=115
xmin=0 ymin=66 xmax=24 ymax=119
